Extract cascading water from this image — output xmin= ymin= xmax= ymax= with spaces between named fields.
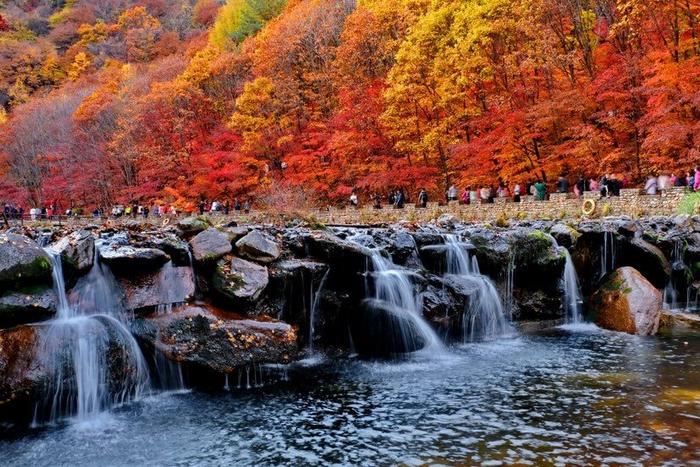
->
xmin=308 ymin=269 xmax=329 ymax=354
xmin=600 ymin=230 xmax=616 ymax=276
xmin=663 ymin=239 xmax=684 ymax=311
xmin=443 ymin=235 xmax=510 ymax=341
xmin=37 ymin=249 xmax=150 ymax=424
xmin=366 ymin=251 xmax=445 ymax=355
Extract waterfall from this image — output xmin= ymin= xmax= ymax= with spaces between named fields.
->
xmin=37 ymin=249 xmax=150 ymax=424
xmin=308 ymin=269 xmax=329 ymax=354
xmin=561 ymin=249 xmax=583 ymax=323
xmin=366 ymin=251 xmax=445 ymax=354
xmin=663 ymin=239 xmax=684 ymax=311
xmin=443 ymin=235 xmax=510 ymax=341
xmin=504 ymin=254 xmax=515 ymax=320
xmin=600 ymin=231 xmax=616 ymax=276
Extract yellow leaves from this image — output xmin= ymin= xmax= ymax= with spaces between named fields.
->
xmin=178 ymin=45 xmax=221 ymax=86
xmin=68 ymin=52 xmax=90 ymax=81
xmin=117 ymin=6 xmax=161 ymax=32
xmin=77 ymin=22 xmax=109 ymax=45
xmin=0 ymin=107 xmax=7 ymax=125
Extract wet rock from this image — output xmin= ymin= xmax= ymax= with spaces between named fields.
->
xmin=235 ymin=230 xmax=281 ymax=264
xmin=52 ymin=230 xmax=95 ymax=277
xmin=549 ymin=223 xmax=580 ymax=249
xmin=302 ymin=231 xmax=370 ymax=268
xmin=0 ymin=233 xmax=52 ymax=290
xmin=118 ymin=263 xmax=195 ymax=312
xmin=350 ymin=299 xmax=426 ymax=357
xmin=660 ymin=310 xmax=700 ymax=332
xmin=436 ymin=214 xmax=458 ymax=229
xmin=0 ymin=286 xmax=56 ymax=328
xmin=132 ymin=306 xmax=297 ymax=373
xmin=138 ymin=234 xmax=191 ymax=266
xmin=387 ymin=230 xmax=421 ymax=267
xmin=465 ymin=230 xmax=510 ymax=278
xmin=190 ymin=228 xmax=232 ymax=264
xmin=510 ymin=230 xmax=566 ymax=290
xmin=0 ymin=325 xmax=46 ymax=421
xmin=618 ymin=238 xmax=672 ymax=289
xmin=177 ymin=216 xmax=211 ymax=236
xmin=99 ymin=244 xmax=170 ymax=270
xmin=212 ymin=257 xmax=269 ymax=309
xmin=591 ymin=267 xmax=662 ymax=336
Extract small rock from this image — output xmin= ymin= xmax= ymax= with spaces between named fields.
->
xmin=99 ymin=245 xmax=170 ymax=270
xmin=177 ymin=216 xmax=211 ymax=236
xmin=52 ymin=230 xmax=95 ymax=277
xmin=212 ymin=257 xmax=269 ymax=307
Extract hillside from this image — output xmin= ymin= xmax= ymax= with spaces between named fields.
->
xmin=0 ymin=0 xmax=698 ymax=210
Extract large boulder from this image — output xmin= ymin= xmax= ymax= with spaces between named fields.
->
xmin=617 ymin=238 xmax=672 ymax=289
xmin=549 ymin=223 xmax=580 ymax=249
xmin=177 ymin=216 xmax=210 ymax=236
xmin=131 ymin=306 xmax=297 ymax=374
xmin=212 ymin=257 xmax=269 ymax=309
xmin=99 ymin=244 xmax=170 ymax=270
xmin=591 ymin=267 xmax=662 ymax=336
xmin=387 ymin=230 xmax=421 ymax=267
xmin=52 ymin=230 xmax=95 ymax=278
xmin=190 ymin=228 xmax=232 ymax=264
xmin=0 ymin=286 xmax=56 ymax=328
xmin=235 ymin=230 xmax=281 ymax=264
xmin=0 ymin=234 xmax=52 ymax=290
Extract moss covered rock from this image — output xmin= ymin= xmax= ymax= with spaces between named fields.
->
xmin=0 ymin=234 xmax=52 ymax=291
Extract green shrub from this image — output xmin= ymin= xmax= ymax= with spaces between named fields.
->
xmin=677 ymin=192 xmax=700 ymax=215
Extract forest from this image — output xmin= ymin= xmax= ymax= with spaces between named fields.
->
xmin=0 ymin=0 xmax=698 ymax=210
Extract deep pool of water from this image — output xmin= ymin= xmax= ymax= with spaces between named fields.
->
xmin=2 ymin=325 xmax=699 ymax=466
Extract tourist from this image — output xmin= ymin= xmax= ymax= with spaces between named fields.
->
xmin=224 ymin=201 xmax=230 ymax=215
xmin=372 ymin=193 xmax=382 ymax=209
xmin=447 ymin=184 xmax=457 ymax=202
xmin=234 ymin=198 xmax=241 ymax=211
xmin=694 ymin=168 xmax=700 ymax=191
xmin=589 ymin=178 xmax=598 ymax=192
xmin=513 ymin=183 xmax=522 ymax=202
xmin=418 ymin=189 xmax=429 ymax=208
xmin=687 ymin=171 xmax=695 ymax=191
xmin=388 ymin=191 xmax=395 ymax=206
xmin=599 ymin=174 xmax=610 ymax=197
xmin=575 ymin=176 xmax=587 ymax=198
xmin=394 ymin=189 xmax=405 ymax=209
xmin=556 ymin=175 xmax=569 ymax=193
xmin=479 ymin=186 xmax=491 ymax=203
xmin=469 ymin=186 xmax=478 ymax=204
xmin=143 ymin=206 xmax=149 ymax=218
xmin=644 ymin=175 xmax=658 ymax=195
xmin=675 ymin=173 xmax=687 ymax=187
xmin=460 ymin=187 xmax=469 ymax=205
xmin=497 ymin=183 xmax=509 ymax=198
xmin=349 ymin=191 xmax=358 ymax=208
xmin=534 ymin=180 xmax=547 ymax=201
xmin=670 ymin=173 xmax=678 ymax=186
xmin=243 ymin=200 xmax=251 ymax=213
xmin=198 ymin=200 xmax=206 ymax=215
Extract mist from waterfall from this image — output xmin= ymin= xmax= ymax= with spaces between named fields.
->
xmin=37 ymin=249 xmax=150 ymax=424
xmin=443 ymin=235 xmax=510 ymax=341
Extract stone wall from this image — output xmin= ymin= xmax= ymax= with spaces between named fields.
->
xmin=310 ymin=187 xmax=689 ymax=225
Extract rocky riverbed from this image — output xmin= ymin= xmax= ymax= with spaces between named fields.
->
xmin=0 ymin=215 xmax=699 ymax=428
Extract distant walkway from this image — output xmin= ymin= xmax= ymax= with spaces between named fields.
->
xmin=3 ymin=187 xmax=691 ymax=230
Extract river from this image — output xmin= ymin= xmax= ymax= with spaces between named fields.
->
xmin=1 ymin=325 xmax=698 ymax=466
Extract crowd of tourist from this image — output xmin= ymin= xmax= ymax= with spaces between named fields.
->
xmin=346 ymin=168 xmax=700 ymax=208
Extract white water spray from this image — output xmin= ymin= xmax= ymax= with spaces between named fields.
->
xmin=443 ymin=235 xmax=510 ymax=341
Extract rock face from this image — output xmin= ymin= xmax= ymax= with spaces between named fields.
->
xmin=235 ymin=230 xmax=281 ymax=264
xmin=618 ymin=238 xmax=671 ymax=289
xmin=53 ymin=230 xmax=95 ymax=277
xmin=190 ymin=228 xmax=232 ymax=264
xmin=118 ymin=263 xmax=195 ymax=312
xmin=0 ymin=287 xmax=56 ymax=327
xmin=0 ymin=325 xmax=45 ymax=420
xmin=591 ymin=267 xmax=662 ymax=336
xmin=177 ymin=216 xmax=210 ymax=236
xmin=0 ymin=234 xmax=52 ymax=290
xmin=99 ymin=245 xmax=170 ymax=270
xmin=132 ymin=306 xmax=297 ymax=373
xmin=212 ymin=257 xmax=269 ymax=308
xmin=137 ymin=234 xmax=191 ymax=266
